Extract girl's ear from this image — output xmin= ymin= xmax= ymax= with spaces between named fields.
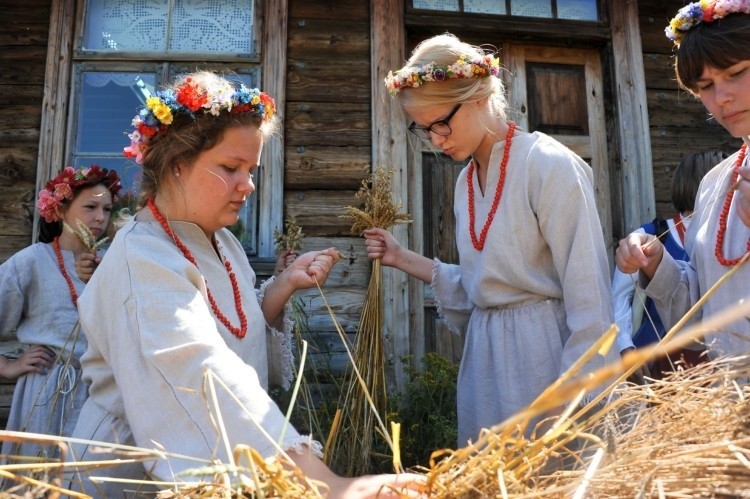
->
xmin=54 ymin=204 xmax=66 ymax=222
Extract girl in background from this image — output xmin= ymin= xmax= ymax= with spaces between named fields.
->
xmin=0 ymin=165 xmax=120 ymax=459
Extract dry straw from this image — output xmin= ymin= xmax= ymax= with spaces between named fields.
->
xmin=63 ymin=219 xmax=108 ymax=253
xmin=325 ymin=167 xmax=410 ymax=476
xmin=273 ymin=216 xmax=305 ymax=253
xmin=417 ymin=256 xmax=750 ymax=498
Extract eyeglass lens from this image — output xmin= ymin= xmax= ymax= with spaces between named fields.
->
xmin=409 ymin=103 xmax=462 ymax=140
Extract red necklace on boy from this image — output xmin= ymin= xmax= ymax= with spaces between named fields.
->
xmin=54 ymin=237 xmax=78 ymax=306
xmin=715 ymin=144 xmax=749 ymax=267
xmin=467 ymin=122 xmax=516 ymax=251
xmin=148 ymin=198 xmax=248 ymax=338
xmin=673 ymin=213 xmax=686 ymax=245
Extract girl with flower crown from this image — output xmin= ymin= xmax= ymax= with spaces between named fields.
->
xmin=616 ymin=1 xmax=750 ymax=361
xmin=67 ymin=71 xmax=420 ymax=498
xmin=366 ymin=33 xmax=617 ymax=447
xmin=0 ymin=165 xmax=120 ymax=461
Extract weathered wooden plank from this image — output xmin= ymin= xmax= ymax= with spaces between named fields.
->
xmin=289 ymin=0 xmax=369 ymax=22
xmin=287 ymin=19 xmax=369 ymax=61
xmin=258 ymin=0 xmax=288 ymax=258
xmin=35 ymin=0 xmax=75 ymax=243
xmin=0 ymin=182 xmax=36 ymax=236
xmin=642 ymin=52 xmax=680 ymax=91
xmin=0 ymin=48 xmax=48 ymax=84
xmin=285 ymin=145 xmax=370 ymax=190
xmin=285 ymin=102 xmax=371 ymax=147
xmin=286 ymin=58 xmax=370 ymax=103
xmin=0 ymin=23 xmax=48 ymax=46
xmin=0 ymin=236 xmax=32 ymax=263
xmin=639 ymin=13 xmax=678 ymax=54
xmin=372 ymin=0 xmax=411 ymax=392
xmin=0 ymin=0 xmax=52 ymax=21
xmin=0 ymin=85 xmax=45 ymax=105
xmin=611 ymin=0 xmax=656 ymax=233
xmin=285 ymin=189 xmax=362 ymax=237
xmin=0 ymin=108 xmax=42 ymax=135
xmin=0 ymin=146 xmax=40 ymax=184
xmin=646 ymin=89 xmax=719 ymax=125
xmin=295 ymin=287 xmax=366 ymax=333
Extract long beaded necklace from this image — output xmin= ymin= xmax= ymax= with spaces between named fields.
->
xmin=467 ymin=121 xmax=516 ymax=251
xmin=715 ymin=144 xmax=749 ymax=267
xmin=54 ymin=237 xmax=78 ymax=306
xmin=147 ymin=198 xmax=248 ymax=339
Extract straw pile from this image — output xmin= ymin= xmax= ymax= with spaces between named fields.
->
xmin=417 ymin=354 xmax=750 ymax=498
xmin=325 ymin=167 xmax=410 ymax=476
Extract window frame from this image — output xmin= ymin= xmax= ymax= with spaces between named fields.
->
xmin=35 ymin=0 xmax=284 ymax=265
xmin=405 ymin=0 xmax=610 ymax=44
xmin=408 ymin=0 xmax=603 ymax=22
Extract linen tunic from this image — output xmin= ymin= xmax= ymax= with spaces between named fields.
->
xmin=0 ymin=243 xmax=89 ymax=458
xmin=69 ymin=209 xmax=306 ymax=496
xmin=645 ymin=143 xmax=750 ymax=358
xmin=433 ymin=130 xmax=616 ymax=445
xmin=612 ymin=218 xmax=689 ymax=353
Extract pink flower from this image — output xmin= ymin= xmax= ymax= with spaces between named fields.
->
xmin=36 ymin=190 xmax=59 ymax=223
xmin=53 ymin=183 xmax=73 ymax=202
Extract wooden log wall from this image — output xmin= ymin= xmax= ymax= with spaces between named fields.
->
xmin=0 ymin=0 xmax=50 ymax=263
xmin=0 ymin=0 xmax=51 ymax=428
xmin=639 ymin=0 xmax=742 ymax=218
xmin=285 ymin=0 xmax=372 ymax=382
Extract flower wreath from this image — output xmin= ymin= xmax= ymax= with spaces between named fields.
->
xmin=665 ymin=0 xmax=750 ymax=46
xmin=124 ymin=76 xmax=277 ymax=165
xmin=37 ymin=165 xmax=122 ymax=223
xmin=384 ymin=53 xmax=500 ymax=96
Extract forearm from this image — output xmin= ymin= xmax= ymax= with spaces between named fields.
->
xmin=260 ymin=273 xmax=296 ymax=324
xmin=389 ymin=248 xmax=433 ymax=283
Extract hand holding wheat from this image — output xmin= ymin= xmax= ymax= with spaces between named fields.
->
xmin=64 ymin=218 xmax=108 ymax=283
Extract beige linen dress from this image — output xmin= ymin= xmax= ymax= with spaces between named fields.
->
xmin=0 ymin=243 xmax=89 ymax=459
xmin=432 ymin=130 xmax=617 ymax=445
xmin=68 ymin=209 xmax=309 ymax=496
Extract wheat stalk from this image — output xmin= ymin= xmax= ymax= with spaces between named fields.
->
xmin=62 ymin=219 xmax=108 ymax=253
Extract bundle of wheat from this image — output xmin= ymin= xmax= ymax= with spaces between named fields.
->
xmin=325 ymin=167 xmax=411 ymax=477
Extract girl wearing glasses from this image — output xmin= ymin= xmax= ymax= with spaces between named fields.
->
xmin=365 ymin=33 xmax=617 ymax=446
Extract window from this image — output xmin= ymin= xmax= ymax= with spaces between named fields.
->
xmin=67 ymin=0 xmax=264 ymax=254
xmin=411 ymin=0 xmax=598 ymax=21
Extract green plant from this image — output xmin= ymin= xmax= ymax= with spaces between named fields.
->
xmin=374 ymin=352 xmax=459 ymax=472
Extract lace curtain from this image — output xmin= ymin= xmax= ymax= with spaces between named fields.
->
xmin=83 ymin=0 xmax=254 ymax=53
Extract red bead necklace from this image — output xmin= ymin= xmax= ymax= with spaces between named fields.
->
xmin=715 ymin=144 xmax=749 ymax=267
xmin=673 ymin=213 xmax=686 ymax=245
xmin=147 ymin=198 xmax=248 ymax=338
xmin=467 ymin=122 xmax=516 ymax=251
xmin=54 ymin=237 xmax=78 ymax=306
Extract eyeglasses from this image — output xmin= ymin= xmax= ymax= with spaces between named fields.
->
xmin=408 ymin=103 xmax=462 ymax=140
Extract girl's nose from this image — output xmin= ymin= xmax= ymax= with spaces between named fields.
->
xmin=430 ymin=131 xmax=446 ymax=147
xmin=238 ymin=174 xmax=255 ymax=194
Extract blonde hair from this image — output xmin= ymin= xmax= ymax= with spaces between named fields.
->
xmin=397 ymin=33 xmax=507 ymax=120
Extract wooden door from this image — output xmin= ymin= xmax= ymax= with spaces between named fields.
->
xmin=503 ymin=44 xmax=612 ymax=256
xmin=419 ymin=44 xmax=612 ymax=362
